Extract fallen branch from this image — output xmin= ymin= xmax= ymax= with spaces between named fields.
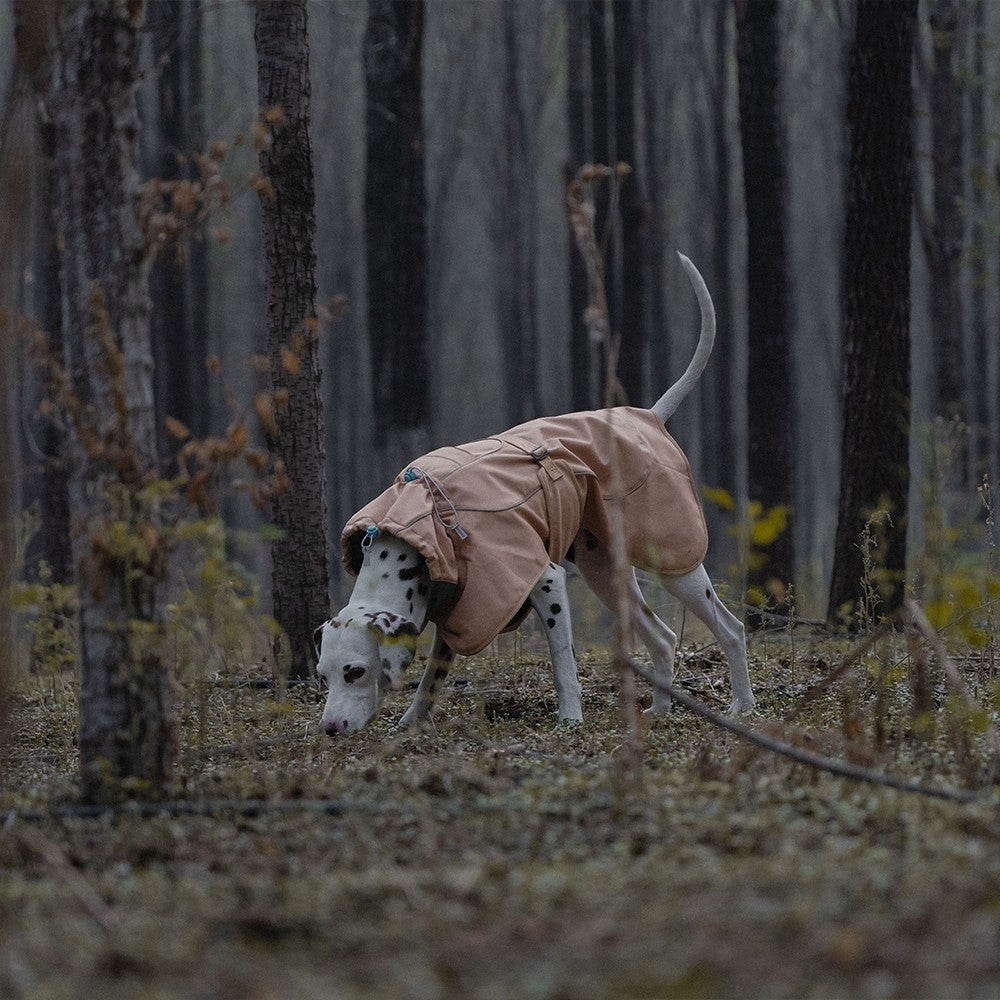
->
xmin=625 ymin=656 xmax=984 ymax=804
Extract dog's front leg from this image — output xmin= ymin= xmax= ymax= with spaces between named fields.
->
xmin=398 ymin=628 xmax=455 ymax=727
xmin=529 ymin=563 xmax=583 ymax=721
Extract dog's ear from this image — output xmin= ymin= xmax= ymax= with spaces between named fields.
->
xmin=367 ymin=612 xmax=419 ymax=688
xmin=367 ymin=611 xmax=420 ymax=640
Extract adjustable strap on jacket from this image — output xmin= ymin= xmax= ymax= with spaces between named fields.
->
xmin=494 ymin=433 xmax=563 ymax=481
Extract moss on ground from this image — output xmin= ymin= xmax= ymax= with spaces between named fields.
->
xmin=3 ymin=635 xmax=1000 ymax=999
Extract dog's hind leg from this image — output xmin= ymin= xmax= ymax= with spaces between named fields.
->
xmin=398 ymin=629 xmax=455 ymax=727
xmin=528 ymin=563 xmax=583 ymax=721
xmin=662 ymin=564 xmax=755 ymax=714
xmin=573 ymin=540 xmax=678 ymax=714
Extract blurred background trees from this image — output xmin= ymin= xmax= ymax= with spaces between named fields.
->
xmin=2 ymin=0 xmax=999 ymax=641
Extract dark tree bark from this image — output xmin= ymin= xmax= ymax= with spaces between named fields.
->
xmin=565 ymin=0 xmax=646 ymax=409
xmin=827 ymin=0 xmax=917 ymax=624
xmin=255 ymin=0 xmax=331 ymax=681
xmin=148 ymin=0 xmax=209 ymax=447
xmin=922 ymin=0 xmax=965 ymax=425
xmin=612 ymin=0 xmax=646 ymax=407
xmin=501 ymin=2 xmax=539 ymax=426
xmin=567 ymin=0 xmax=595 ymax=411
xmin=14 ymin=1 xmax=72 ymax=585
xmin=968 ymin=0 xmax=996 ymax=483
xmin=589 ymin=0 xmax=613 ymax=404
xmin=710 ymin=0 xmax=736 ymax=501
xmin=48 ymin=0 xmax=173 ymax=802
xmin=736 ymin=0 xmax=794 ymax=609
xmin=639 ymin=0 xmax=667 ymax=409
xmin=364 ymin=0 xmax=428 ymax=446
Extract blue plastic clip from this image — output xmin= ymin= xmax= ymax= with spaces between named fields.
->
xmin=361 ymin=524 xmax=379 ymax=553
xmin=403 ymin=468 xmax=418 ymax=482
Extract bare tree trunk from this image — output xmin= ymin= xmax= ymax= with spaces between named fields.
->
xmin=255 ymin=0 xmax=331 ymax=681
xmin=48 ymin=0 xmax=174 ymax=802
xmin=567 ymin=0 xmax=596 ymax=411
xmin=736 ymin=0 xmax=794 ymax=611
xmin=613 ymin=0 xmax=647 ymax=407
xmin=148 ymin=0 xmax=209 ymax=447
xmin=828 ymin=0 xmax=917 ymax=625
xmin=710 ymin=0 xmax=736 ymax=501
xmin=501 ymin=1 xmax=539 ymax=425
xmin=14 ymin=1 xmax=72 ymax=585
xmin=922 ymin=0 xmax=965 ymax=425
xmin=967 ymin=0 xmax=992 ymax=481
xmin=364 ymin=0 xmax=429 ymax=453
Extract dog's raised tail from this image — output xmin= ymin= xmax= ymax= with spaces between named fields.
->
xmin=650 ymin=253 xmax=716 ymax=425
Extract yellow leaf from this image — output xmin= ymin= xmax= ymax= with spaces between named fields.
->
xmin=923 ymin=599 xmax=953 ymax=631
xmin=701 ymin=485 xmax=735 ymax=511
xmin=750 ymin=506 xmax=788 ymax=547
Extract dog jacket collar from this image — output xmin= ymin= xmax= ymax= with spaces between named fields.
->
xmin=342 ymin=406 xmax=708 ymax=656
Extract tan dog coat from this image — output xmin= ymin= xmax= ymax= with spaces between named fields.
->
xmin=342 ymin=407 xmax=707 ymax=656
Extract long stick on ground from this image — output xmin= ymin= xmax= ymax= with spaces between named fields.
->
xmin=625 ymin=656 xmax=982 ymax=804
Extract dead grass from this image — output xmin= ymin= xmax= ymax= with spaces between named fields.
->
xmin=3 ymin=633 xmax=1000 ymax=999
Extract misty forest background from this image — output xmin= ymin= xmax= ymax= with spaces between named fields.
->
xmin=2 ymin=0 xmax=999 ymax=631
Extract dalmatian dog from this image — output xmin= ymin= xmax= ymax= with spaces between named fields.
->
xmin=316 ymin=254 xmax=755 ymax=735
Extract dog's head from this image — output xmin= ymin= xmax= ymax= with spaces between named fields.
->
xmin=316 ymin=609 xmax=420 ymax=735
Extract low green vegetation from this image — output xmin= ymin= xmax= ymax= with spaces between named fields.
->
xmin=4 ymin=621 xmax=1000 ymax=999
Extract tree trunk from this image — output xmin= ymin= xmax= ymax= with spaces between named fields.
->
xmin=613 ymin=0 xmax=646 ymax=407
xmin=923 ymin=0 xmax=965 ymax=425
xmin=567 ymin=0 xmax=595 ymax=411
xmin=148 ymin=0 xmax=209 ymax=447
xmin=255 ymin=0 xmax=331 ymax=681
xmin=501 ymin=1 xmax=539 ymax=426
xmin=710 ymin=0 xmax=736 ymax=502
xmin=736 ymin=0 xmax=794 ymax=610
xmin=15 ymin=1 xmax=73 ymax=586
xmin=827 ymin=0 xmax=917 ymax=625
xmin=364 ymin=0 xmax=428 ymax=451
xmin=48 ymin=0 xmax=174 ymax=802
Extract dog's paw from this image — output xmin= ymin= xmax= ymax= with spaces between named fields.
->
xmin=397 ymin=707 xmax=427 ymax=730
xmin=728 ymin=696 xmax=757 ymax=716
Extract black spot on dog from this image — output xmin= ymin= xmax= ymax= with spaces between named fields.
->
xmin=409 ymin=603 xmax=414 ymax=615
xmin=406 ymin=588 xmax=414 ymax=600
xmin=541 ymin=585 xmax=551 ymax=593
xmin=706 ymin=588 xmax=712 ymax=600
xmin=343 ymin=665 xmax=366 ymax=683
xmin=379 ymin=550 xmax=388 ymax=560
xmin=399 ymin=565 xmax=421 ymax=581
xmin=398 ymin=553 xmax=407 ymax=561
xmin=546 ymin=618 xmax=556 ymax=629
xmin=381 ymin=572 xmax=389 ymax=580
xmin=550 ymin=603 xmax=561 ymax=615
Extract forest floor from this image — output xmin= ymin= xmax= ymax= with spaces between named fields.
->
xmin=3 ymin=627 xmax=1000 ymax=1000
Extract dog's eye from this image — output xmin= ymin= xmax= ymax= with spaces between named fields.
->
xmin=343 ymin=665 xmax=366 ymax=683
